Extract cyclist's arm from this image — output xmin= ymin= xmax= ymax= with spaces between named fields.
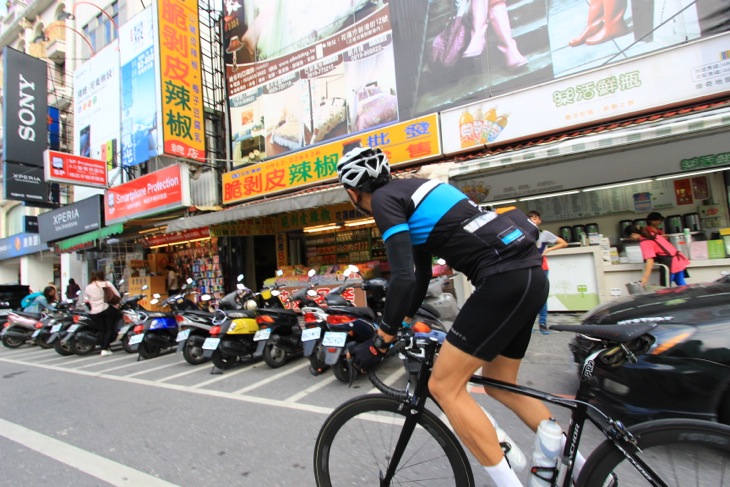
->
xmin=380 ymin=231 xmax=416 ymax=336
xmin=406 ymin=247 xmax=433 ymax=318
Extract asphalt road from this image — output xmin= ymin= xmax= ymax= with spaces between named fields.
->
xmin=1 ymin=314 xmax=609 ymax=486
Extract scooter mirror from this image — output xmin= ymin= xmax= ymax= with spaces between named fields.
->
xmin=141 ymin=285 xmax=149 ymax=291
xmin=436 ymin=258 xmax=446 ymax=266
xmin=201 ymin=294 xmax=211 ymax=301
xmin=118 ymin=279 xmax=125 ymax=286
xmin=306 ymin=289 xmax=318 ymax=297
xmin=186 ymin=277 xmax=194 ymax=284
xmin=237 ymin=274 xmax=244 ymax=282
xmin=236 ymin=283 xmax=245 ymax=290
xmin=271 ymin=289 xmax=281 ymax=297
xmin=307 ymin=269 xmax=316 ymax=278
xmin=150 ymin=299 xmax=159 ymax=305
xmin=348 ymin=264 xmax=359 ymax=274
xmin=153 ymin=293 xmax=161 ymax=299
xmin=76 ymin=290 xmax=81 ymax=296
xmin=275 ymin=269 xmax=284 ymax=277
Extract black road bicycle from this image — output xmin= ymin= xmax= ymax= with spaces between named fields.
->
xmin=313 ymin=322 xmax=730 ymax=486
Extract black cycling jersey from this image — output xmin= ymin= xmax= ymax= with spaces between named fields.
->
xmin=371 ymin=178 xmax=542 ymax=333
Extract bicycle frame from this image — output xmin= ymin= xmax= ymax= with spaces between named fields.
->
xmin=382 ymin=335 xmax=666 ymax=487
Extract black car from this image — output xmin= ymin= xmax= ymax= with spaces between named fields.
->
xmin=0 ymin=284 xmax=32 ymax=317
xmin=569 ymin=274 xmax=730 ymax=426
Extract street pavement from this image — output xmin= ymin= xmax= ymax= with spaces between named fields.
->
xmin=0 ymin=312 xmax=592 ymax=486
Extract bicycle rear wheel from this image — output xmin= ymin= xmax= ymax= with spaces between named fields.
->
xmin=578 ymin=418 xmax=730 ymax=487
xmin=313 ymin=394 xmax=474 ymax=486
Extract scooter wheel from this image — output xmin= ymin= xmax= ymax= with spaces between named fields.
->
xmin=263 ymin=343 xmax=288 ymax=368
xmin=2 ymin=334 xmax=26 ymax=349
xmin=211 ymin=350 xmax=235 ymax=370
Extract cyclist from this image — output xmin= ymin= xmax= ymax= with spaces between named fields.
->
xmin=337 ymin=147 xmax=564 ymax=485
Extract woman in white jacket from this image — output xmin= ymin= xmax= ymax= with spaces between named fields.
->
xmin=83 ymin=270 xmax=121 ymax=356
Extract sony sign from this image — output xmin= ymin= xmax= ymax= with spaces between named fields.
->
xmin=2 ymin=47 xmax=48 ymax=167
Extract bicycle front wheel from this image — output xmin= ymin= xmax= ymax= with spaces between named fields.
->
xmin=313 ymin=394 xmax=474 ymax=486
xmin=578 ymin=418 xmax=730 ymax=487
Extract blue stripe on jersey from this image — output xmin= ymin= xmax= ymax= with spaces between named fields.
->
xmin=408 ymin=183 xmax=467 ymax=245
xmin=383 ymin=223 xmax=409 ymax=241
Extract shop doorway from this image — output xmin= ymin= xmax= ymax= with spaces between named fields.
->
xmin=253 ymin=235 xmax=277 ymax=290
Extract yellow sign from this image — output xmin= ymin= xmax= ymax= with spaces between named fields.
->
xmin=222 ymin=114 xmax=441 ymax=204
xmin=157 ymin=0 xmax=205 ymax=162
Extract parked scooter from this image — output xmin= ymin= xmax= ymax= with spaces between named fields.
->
xmin=422 ymin=271 xmax=460 ymax=328
xmin=130 ymin=286 xmax=192 ymax=360
xmin=253 ymin=274 xmax=311 ymax=368
xmin=1 ymin=310 xmax=44 ymax=348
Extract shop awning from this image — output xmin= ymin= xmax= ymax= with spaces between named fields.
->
xmin=448 ymin=105 xmax=730 ymax=202
xmin=55 ymin=223 xmax=125 ymax=251
xmin=166 ymin=185 xmax=349 ymax=233
xmin=449 ymin=107 xmax=730 ymax=179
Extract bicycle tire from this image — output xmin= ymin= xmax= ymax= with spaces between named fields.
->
xmin=313 ymin=394 xmax=474 ymax=486
xmin=577 ymin=418 xmax=730 ymax=487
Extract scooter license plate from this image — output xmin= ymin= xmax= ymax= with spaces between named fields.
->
xmin=253 ymin=328 xmax=271 ymax=341
xmin=202 ymin=337 xmax=220 ymax=350
xmin=128 ymin=333 xmax=144 ymax=346
xmin=176 ymin=329 xmax=191 ymax=342
xmin=301 ymin=327 xmax=322 ymax=342
xmin=322 ymin=332 xmax=347 ymax=348
xmin=50 ymin=323 xmax=62 ymax=333
xmin=67 ymin=324 xmax=80 ymax=333
xmin=32 ymin=329 xmax=41 ymax=338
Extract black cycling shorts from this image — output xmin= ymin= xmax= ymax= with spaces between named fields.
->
xmin=446 ymin=266 xmax=549 ymax=361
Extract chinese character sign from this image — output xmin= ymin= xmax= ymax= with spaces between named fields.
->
xmin=156 ymin=0 xmax=205 ymax=163
xmin=222 ymin=113 xmax=440 ymax=204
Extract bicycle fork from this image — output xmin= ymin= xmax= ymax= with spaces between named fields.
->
xmin=380 ymin=336 xmax=439 ymax=486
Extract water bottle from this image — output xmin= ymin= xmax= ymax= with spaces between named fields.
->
xmin=528 ymin=418 xmax=563 ymax=487
xmin=482 ymin=408 xmax=527 ymax=472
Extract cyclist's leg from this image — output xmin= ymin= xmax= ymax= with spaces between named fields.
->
xmin=482 ymin=355 xmax=551 ymax=430
xmin=429 ymin=343 xmax=503 ymax=465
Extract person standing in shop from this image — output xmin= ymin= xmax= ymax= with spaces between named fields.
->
xmin=65 ymin=278 xmax=81 ymax=301
xmin=166 ymin=265 xmax=181 ymax=296
xmin=528 ymin=211 xmax=568 ymax=334
xmin=645 ymin=212 xmax=665 ymax=237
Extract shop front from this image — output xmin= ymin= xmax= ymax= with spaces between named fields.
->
xmin=448 ymin=107 xmax=730 ymax=309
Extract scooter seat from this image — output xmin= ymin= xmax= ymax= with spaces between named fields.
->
xmin=15 ymin=311 xmax=42 ymax=320
xmin=328 ymin=306 xmax=375 ymax=321
xmin=261 ymin=308 xmax=298 ymax=317
xmin=185 ymin=310 xmax=215 ymax=318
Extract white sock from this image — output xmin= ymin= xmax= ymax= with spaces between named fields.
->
xmin=561 ymin=434 xmax=586 ymax=480
xmin=483 ymin=457 xmax=523 ymax=486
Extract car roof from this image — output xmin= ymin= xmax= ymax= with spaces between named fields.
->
xmin=583 ymin=276 xmax=730 ymax=326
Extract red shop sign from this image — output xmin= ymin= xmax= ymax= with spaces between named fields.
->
xmin=105 ymin=164 xmax=190 ymax=224
xmin=44 ymin=150 xmax=108 ymax=188
xmin=142 ymin=228 xmax=210 ymax=248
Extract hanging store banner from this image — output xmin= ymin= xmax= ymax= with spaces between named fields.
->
xmin=73 ymin=41 xmax=121 ymax=171
xmin=2 ymin=47 xmax=48 ymax=167
xmin=224 ymin=1 xmax=398 ymax=167
xmin=3 ymin=162 xmax=59 ymax=206
xmin=155 ymin=0 xmax=205 ymax=162
xmin=440 ymin=33 xmax=730 ymax=155
xmin=119 ymin=8 xmax=163 ymax=167
xmin=37 ymin=195 xmax=103 ymax=243
xmin=222 ymin=113 xmax=440 ymax=204
xmin=105 ymin=164 xmax=190 ymax=224
xmin=44 ymin=150 xmax=108 ymax=188
xmin=209 ymin=218 xmax=278 ymax=237
xmin=141 ymin=227 xmax=209 ymax=248
xmin=0 ymin=233 xmax=48 ymax=261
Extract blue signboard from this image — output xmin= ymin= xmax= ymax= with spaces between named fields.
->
xmin=0 ymin=233 xmax=49 ymax=261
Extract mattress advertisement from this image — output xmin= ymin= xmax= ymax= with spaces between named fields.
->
xmin=223 ymin=0 xmax=398 ymax=167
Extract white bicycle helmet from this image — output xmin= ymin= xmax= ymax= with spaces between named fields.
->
xmin=337 ymin=147 xmax=391 ymax=191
